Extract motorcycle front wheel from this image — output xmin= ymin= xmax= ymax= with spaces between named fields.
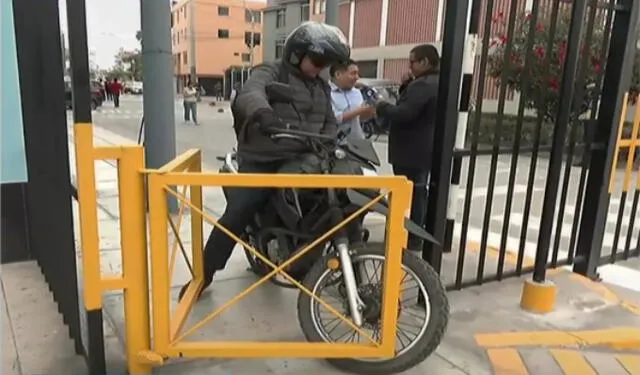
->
xmin=297 ymin=246 xmax=449 ymax=374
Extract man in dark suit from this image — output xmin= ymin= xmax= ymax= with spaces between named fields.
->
xmin=375 ymin=44 xmax=440 ymax=250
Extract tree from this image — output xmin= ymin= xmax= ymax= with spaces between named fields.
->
xmin=112 ymin=47 xmax=143 ymax=81
xmin=486 ymin=10 xmax=640 ymax=123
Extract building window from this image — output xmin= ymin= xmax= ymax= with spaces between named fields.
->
xmin=245 ymin=9 xmax=261 ymax=23
xmin=275 ymin=40 xmax=285 ymax=59
xmin=182 ymin=51 xmax=187 ymax=64
xmin=276 ymin=9 xmax=286 ymax=28
xmin=183 ymin=6 xmax=187 ymax=19
xmin=241 ymin=53 xmax=251 ymax=63
xmin=301 ymin=4 xmax=310 ymax=21
xmin=313 ymin=0 xmax=326 ymax=14
xmin=218 ymin=6 xmax=229 ymax=16
xmin=244 ymin=31 xmax=261 ymax=47
xmin=218 ymin=29 xmax=230 ymax=38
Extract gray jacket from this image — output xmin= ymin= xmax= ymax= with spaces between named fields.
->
xmin=234 ymin=62 xmax=337 ymax=162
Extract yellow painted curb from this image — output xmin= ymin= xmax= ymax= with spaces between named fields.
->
xmin=520 ymin=279 xmax=557 ymax=314
xmin=475 ymin=328 xmax=640 ymax=349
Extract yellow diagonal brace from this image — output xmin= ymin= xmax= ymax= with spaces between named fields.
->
xmin=167 ymin=213 xmax=194 ymax=277
xmin=168 ymin=184 xmax=190 ymax=283
xmin=165 ymin=186 xmax=383 ymax=345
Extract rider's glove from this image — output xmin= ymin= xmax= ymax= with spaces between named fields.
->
xmin=255 ymin=109 xmax=285 ymax=133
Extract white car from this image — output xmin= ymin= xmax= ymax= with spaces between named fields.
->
xmin=127 ymin=81 xmax=143 ymax=94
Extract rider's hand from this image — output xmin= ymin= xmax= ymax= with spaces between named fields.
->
xmin=359 ymin=105 xmax=377 ymax=118
xmin=255 ymin=109 xmax=285 ymax=133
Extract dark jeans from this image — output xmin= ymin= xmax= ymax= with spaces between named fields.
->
xmin=392 ymin=165 xmax=429 ymax=245
xmin=203 ymin=161 xmax=280 ymax=281
xmin=113 ymin=93 xmax=120 ymax=108
xmin=183 ymin=101 xmax=197 ymax=123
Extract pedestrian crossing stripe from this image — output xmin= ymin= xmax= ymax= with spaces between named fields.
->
xmin=486 ymin=348 xmax=640 ymax=374
xmin=475 ymin=328 xmax=640 ymax=349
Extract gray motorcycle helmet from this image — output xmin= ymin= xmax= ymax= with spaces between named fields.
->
xmin=283 ymin=21 xmax=351 ymax=67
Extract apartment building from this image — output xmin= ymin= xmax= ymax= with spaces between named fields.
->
xmin=171 ymin=0 xmax=265 ymax=94
xmin=262 ymin=0 xmax=310 ymax=62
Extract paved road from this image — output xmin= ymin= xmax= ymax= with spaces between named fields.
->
xmin=74 ymin=96 xmax=639 ymax=286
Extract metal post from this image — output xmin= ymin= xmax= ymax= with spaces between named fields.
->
xmin=188 ymin=0 xmax=197 ymax=83
xmin=533 ymin=0 xmax=588 ymax=283
xmin=443 ymin=0 xmax=482 ymax=253
xmin=65 ymin=0 xmax=107 ymax=371
xmin=325 ymin=0 xmax=339 ymax=25
xmin=423 ymin=0 xmax=470 ymax=271
xmin=574 ymin=0 xmax=640 ymax=278
xmin=140 ymin=0 xmax=178 ymax=212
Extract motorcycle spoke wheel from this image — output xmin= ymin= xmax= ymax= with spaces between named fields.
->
xmin=311 ymin=256 xmax=429 ymax=355
xmin=297 ymin=247 xmax=449 ymax=374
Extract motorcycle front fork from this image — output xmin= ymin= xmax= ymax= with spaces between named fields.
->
xmin=335 ymin=240 xmax=366 ymax=327
xmin=326 ymin=186 xmax=367 ymax=327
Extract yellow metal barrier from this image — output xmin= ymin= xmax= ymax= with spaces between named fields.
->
xmin=610 ymin=92 xmax=640 ymax=193
xmin=73 ymin=123 xmax=151 ymax=374
xmin=145 ymin=150 xmax=412 ymax=361
xmin=74 ymin=123 xmax=414 ymax=373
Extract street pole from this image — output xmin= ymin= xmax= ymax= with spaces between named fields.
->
xmin=140 ymin=0 xmax=178 ymax=212
xmin=325 ymin=0 xmax=339 ymax=25
xmin=188 ymin=0 xmax=197 ymax=83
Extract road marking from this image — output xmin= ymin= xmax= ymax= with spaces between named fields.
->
xmin=568 ymin=273 xmax=640 ymax=316
xmin=617 ymin=354 xmax=640 ymax=374
xmin=487 ymin=348 xmax=529 ymax=374
xmin=550 ymin=349 xmax=598 ymax=375
xmin=475 ymin=328 xmax=640 ymax=349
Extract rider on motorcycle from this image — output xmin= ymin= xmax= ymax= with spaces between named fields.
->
xmin=179 ymin=22 xmax=352 ymax=300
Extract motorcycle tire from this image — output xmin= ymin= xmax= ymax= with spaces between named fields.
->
xmin=297 ymin=246 xmax=449 ymax=374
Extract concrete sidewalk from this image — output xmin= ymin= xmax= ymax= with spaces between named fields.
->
xmin=2 ymin=124 xmax=639 ymax=375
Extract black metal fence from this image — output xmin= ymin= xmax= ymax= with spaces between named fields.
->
xmin=12 ymin=0 xmax=85 ymax=361
xmin=426 ymin=0 xmax=640 ymax=289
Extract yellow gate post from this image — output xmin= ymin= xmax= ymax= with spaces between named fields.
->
xmin=117 ymin=147 xmax=153 ymax=374
xmin=73 ymin=123 xmax=153 ymax=374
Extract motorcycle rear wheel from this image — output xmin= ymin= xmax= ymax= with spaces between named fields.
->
xmin=297 ymin=246 xmax=449 ymax=374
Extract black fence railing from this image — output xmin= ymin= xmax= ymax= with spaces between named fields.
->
xmin=426 ymin=0 xmax=640 ymax=289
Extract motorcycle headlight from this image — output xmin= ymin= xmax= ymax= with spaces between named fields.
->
xmin=334 ymin=148 xmax=347 ymax=159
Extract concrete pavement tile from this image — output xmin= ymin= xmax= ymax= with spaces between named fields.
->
xmin=524 ymin=273 xmax=640 ymax=331
xmin=1 ymin=262 xmax=86 ymax=374
xmin=585 ymin=351 xmax=630 ymax=374
xmin=2 ymin=290 xmax=22 ymax=375
xmin=518 ymin=348 xmax=564 ymax=374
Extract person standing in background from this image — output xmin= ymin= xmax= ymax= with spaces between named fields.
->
xmin=214 ymin=82 xmax=223 ymax=101
xmin=375 ymin=44 xmax=440 ymax=251
xmin=329 ymin=60 xmax=376 ymax=143
xmin=111 ymin=78 xmax=123 ymax=108
xmin=104 ymin=79 xmax=112 ymax=101
xmin=183 ymin=81 xmax=199 ymax=125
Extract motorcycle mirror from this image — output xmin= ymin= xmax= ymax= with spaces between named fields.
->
xmin=266 ymin=82 xmax=295 ymax=104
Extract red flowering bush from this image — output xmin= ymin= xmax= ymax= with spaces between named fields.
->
xmin=487 ymin=10 xmax=640 ymax=123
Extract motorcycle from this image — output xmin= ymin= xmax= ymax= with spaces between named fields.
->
xmin=216 ymin=82 xmax=449 ymax=374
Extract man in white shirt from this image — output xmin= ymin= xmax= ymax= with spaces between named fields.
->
xmin=183 ymin=82 xmax=199 ymax=125
xmin=329 ymin=60 xmax=376 ymax=143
